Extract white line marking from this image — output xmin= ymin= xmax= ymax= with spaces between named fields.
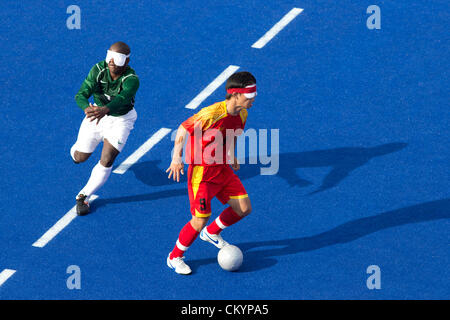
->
xmin=32 ymin=195 xmax=98 ymax=248
xmin=251 ymin=8 xmax=304 ymax=49
xmin=0 ymin=269 xmax=16 ymax=287
xmin=185 ymin=65 xmax=240 ymax=109
xmin=113 ymin=128 xmax=172 ymax=174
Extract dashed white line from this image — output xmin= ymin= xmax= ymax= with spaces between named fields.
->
xmin=32 ymin=195 xmax=98 ymax=248
xmin=0 ymin=269 xmax=16 ymax=287
xmin=185 ymin=65 xmax=240 ymax=109
xmin=251 ymin=8 xmax=304 ymax=49
xmin=113 ymin=128 xmax=172 ymax=174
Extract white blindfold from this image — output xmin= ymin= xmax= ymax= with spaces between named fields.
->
xmin=105 ymin=50 xmax=130 ymax=67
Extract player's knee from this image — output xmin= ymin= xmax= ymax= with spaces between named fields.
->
xmin=236 ymin=200 xmax=252 ymax=217
xmin=190 ymin=216 xmax=209 ymax=232
xmin=73 ymin=151 xmax=90 ymax=163
xmin=235 ymin=201 xmax=252 ymax=217
xmin=240 ymin=206 xmax=252 ymax=217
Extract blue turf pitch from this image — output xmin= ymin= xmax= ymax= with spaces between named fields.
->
xmin=0 ymin=0 xmax=448 ymax=299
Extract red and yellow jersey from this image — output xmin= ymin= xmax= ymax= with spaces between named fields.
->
xmin=181 ymin=100 xmax=248 ymax=166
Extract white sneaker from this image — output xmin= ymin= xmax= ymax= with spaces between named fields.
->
xmin=167 ymin=254 xmax=192 ymax=275
xmin=200 ymin=228 xmax=229 ymax=249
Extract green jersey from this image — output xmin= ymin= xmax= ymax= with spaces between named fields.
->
xmin=75 ymin=60 xmax=139 ymax=116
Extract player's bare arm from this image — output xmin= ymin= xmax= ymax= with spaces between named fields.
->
xmin=231 ymin=136 xmax=240 ymax=171
xmin=166 ymin=124 xmax=187 ymax=182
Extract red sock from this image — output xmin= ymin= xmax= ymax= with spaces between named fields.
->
xmin=170 ymin=222 xmax=199 ymax=259
xmin=207 ymin=207 xmax=242 ymax=235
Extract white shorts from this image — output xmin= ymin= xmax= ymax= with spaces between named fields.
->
xmin=72 ymin=108 xmax=137 ymax=153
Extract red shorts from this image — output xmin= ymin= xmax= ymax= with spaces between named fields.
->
xmin=187 ymin=165 xmax=248 ymax=218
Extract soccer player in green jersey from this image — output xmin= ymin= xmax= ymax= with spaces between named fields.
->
xmin=71 ymin=41 xmax=139 ymax=215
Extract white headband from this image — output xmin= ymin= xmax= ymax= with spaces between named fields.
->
xmin=227 ymin=84 xmax=257 ymax=99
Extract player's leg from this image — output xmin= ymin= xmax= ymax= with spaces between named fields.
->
xmin=167 ymin=166 xmax=217 ymax=274
xmin=207 ymin=195 xmax=251 ymax=233
xmin=100 ymin=138 xmax=120 ymax=167
xmin=76 ymin=111 xmax=136 ymax=215
xmin=227 ymin=196 xmax=252 ymax=218
xmin=168 ymin=185 xmax=212 ymax=265
xmin=70 ymin=116 xmax=102 ymax=163
xmin=169 ymin=215 xmax=210 ymax=258
xmin=76 ymin=139 xmax=118 ymax=201
xmin=201 ymin=197 xmax=250 ymax=247
xmin=190 ymin=215 xmax=210 ymax=232
xmin=166 ymin=216 xmax=209 ymax=275
xmin=202 ymin=168 xmax=251 ymax=243
xmin=71 ymin=116 xmax=103 ymax=215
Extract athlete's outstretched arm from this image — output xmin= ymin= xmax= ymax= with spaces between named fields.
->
xmin=166 ymin=124 xmax=187 ymax=182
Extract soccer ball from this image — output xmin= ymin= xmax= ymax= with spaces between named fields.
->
xmin=217 ymin=245 xmax=243 ymax=271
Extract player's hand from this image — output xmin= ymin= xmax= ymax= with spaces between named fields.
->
xmin=85 ymin=103 xmax=98 ymax=120
xmin=87 ymin=105 xmax=110 ymax=124
xmin=231 ymin=157 xmax=240 ymax=171
xmin=84 ymin=103 xmax=95 ymax=117
xmin=166 ymin=160 xmax=184 ymax=182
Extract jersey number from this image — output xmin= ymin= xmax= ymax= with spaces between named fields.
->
xmin=199 ymin=198 xmax=206 ymax=211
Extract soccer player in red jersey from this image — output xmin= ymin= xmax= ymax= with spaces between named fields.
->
xmin=166 ymin=71 xmax=256 ymax=274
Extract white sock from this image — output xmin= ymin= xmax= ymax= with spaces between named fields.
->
xmin=78 ymin=161 xmax=112 ymax=199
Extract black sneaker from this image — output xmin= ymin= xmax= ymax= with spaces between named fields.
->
xmin=76 ymin=194 xmax=90 ymax=216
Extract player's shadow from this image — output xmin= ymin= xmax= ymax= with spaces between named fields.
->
xmin=239 ymin=142 xmax=408 ymax=194
xmin=129 ymin=160 xmax=188 ymax=186
xmin=188 ymin=198 xmax=450 ymax=273
xmin=92 ymin=189 xmax=187 ymax=211
xmin=128 ymin=142 xmax=407 ymax=195
xmin=92 ymin=162 xmax=187 ymax=212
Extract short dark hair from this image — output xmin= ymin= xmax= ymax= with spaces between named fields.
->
xmin=110 ymin=41 xmax=131 ymax=55
xmin=225 ymin=71 xmax=256 ymax=99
